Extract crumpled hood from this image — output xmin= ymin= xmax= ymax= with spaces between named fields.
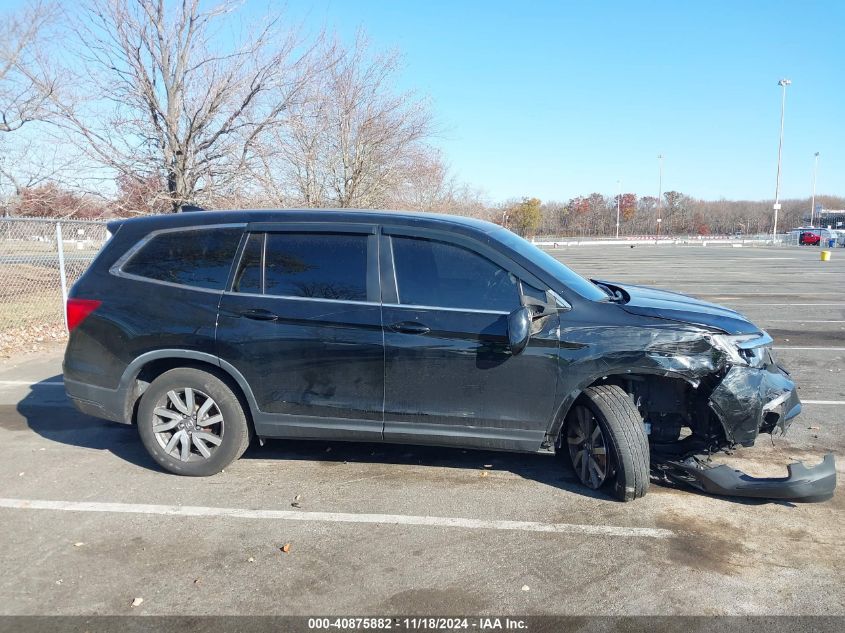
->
xmin=594 ymin=280 xmax=761 ymax=335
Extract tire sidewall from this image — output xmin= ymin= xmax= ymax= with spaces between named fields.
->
xmin=137 ymin=369 xmax=247 ymax=476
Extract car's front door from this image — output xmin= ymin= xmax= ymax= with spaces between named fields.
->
xmin=216 ymin=223 xmax=384 ymax=440
xmin=380 ymin=228 xmax=560 ymax=451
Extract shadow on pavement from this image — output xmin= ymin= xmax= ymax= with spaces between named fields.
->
xmin=14 ymin=375 xmax=613 ymax=500
xmin=14 ymin=375 xmax=790 ymax=505
xmin=13 ymin=375 xmax=159 ymax=471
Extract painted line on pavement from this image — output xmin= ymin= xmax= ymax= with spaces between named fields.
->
xmin=0 ymin=498 xmax=674 ymax=539
xmin=801 ymin=400 xmax=845 ymax=405
xmin=773 ymin=347 xmax=845 ymax=351
xmin=763 ymin=320 xmax=845 ymax=324
xmin=0 ymin=380 xmax=63 ymax=386
xmin=729 ymin=303 xmax=845 ymax=307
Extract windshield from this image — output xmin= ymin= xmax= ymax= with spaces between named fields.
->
xmin=491 ymin=228 xmax=608 ymax=302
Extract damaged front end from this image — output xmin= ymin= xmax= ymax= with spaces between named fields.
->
xmin=569 ymin=283 xmax=837 ymax=502
xmin=657 ymin=336 xmax=835 ymax=502
xmin=643 ymin=331 xmax=836 ymax=502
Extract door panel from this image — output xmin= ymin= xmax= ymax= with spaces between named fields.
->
xmin=217 ymin=295 xmax=384 ymax=438
xmin=381 ymin=232 xmax=560 ymax=451
xmin=216 ymin=228 xmax=384 ymax=440
xmin=382 ymin=306 xmax=559 ymax=450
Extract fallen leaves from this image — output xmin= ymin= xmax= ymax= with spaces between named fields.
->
xmin=0 ymin=321 xmax=67 ymax=358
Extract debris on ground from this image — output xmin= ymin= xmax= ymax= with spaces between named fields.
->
xmin=248 ymin=557 xmax=255 ymax=563
xmin=291 ymin=494 xmax=302 ymax=508
xmin=479 ymin=471 xmax=489 ymax=478
xmin=73 ymin=542 xmax=84 ymax=547
xmin=521 ymin=585 xmax=530 ymax=592
xmin=280 ymin=543 xmax=291 ymax=554
xmin=131 ymin=597 xmax=143 ymax=607
xmin=0 ymin=323 xmax=67 ymax=358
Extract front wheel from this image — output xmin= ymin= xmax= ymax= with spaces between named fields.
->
xmin=559 ymin=385 xmax=649 ymax=501
xmin=137 ymin=367 xmax=251 ymax=476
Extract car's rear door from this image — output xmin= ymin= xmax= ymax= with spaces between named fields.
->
xmin=216 ymin=222 xmax=384 ymax=440
xmin=380 ymin=226 xmax=560 ymax=451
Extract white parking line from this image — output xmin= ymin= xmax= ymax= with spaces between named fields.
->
xmin=763 ymin=320 xmax=845 ymax=324
xmin=773 ymin=347 xmax=845 ymax=351
xmin=701 ymin=293 xmax=845 ymax=297
xmin=0 ymin=498 xmax=674 ymax=539
xmin=730 ymin=303 xmax=845 ymax=306
xmin=802 ymin=400 xmax=845 ymax=405
xmin=0 ymin=380 xmax=63 ymax=386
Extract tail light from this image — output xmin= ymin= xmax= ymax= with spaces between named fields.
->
xmin=66 ymin=298 xmax=101 ymax=331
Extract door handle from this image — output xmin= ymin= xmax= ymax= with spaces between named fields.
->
xmin=239 ymin=308 xmax=279 ymax=321
xmin=389 ymin=321 xmax=431 ymax=335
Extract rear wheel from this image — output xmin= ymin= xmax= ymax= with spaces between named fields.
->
xmin=137 ymin=368 xmax=250 ymax=476
xmin=559 ymin=385 xmax=649 ymax=501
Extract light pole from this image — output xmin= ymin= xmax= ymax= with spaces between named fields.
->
xmin=616 ymin=179 xmax=621 ymax=239
xmin=773 ymin=78 xmax=791 ymax=242
xmin=810 ymin=151 xmax=820 ymax=227
xmin=656 ymin=154 xmax=664 ymax=240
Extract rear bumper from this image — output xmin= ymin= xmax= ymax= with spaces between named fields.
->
xmin=64 ymin=377 xmax=128 ymax=424
xmin=668 ymin=453 xmax=837 ymax=502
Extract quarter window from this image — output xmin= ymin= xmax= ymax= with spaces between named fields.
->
xmin=391 ymin=236 xmax=519 ymax=312
xmin=233 ymin=232 xmax=263 ymax=293
xmin=122 ymin=228 xmax=241 ymax=290
xmin=263 ymin=233 xmax=368 ymax=301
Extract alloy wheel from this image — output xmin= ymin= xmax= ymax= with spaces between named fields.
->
xmin=152 ymin=388 xmax=224 ymax=462
xmin=566 ymin=405 xmax=609 ymax=489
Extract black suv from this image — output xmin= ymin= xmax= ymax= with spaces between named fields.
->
xmin=63 ymin=210 xmax=836 ymax=501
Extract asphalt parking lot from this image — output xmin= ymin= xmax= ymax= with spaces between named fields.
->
xmin=0 ymin=244 xmax=843 ymax=616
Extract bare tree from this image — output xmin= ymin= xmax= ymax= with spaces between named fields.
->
xmin=0 ymin=0 xmax=58 ymax=133
xmin=262 ymin=33 xmax=435 ymax=209
xmin=386 ymin=148 xmax=490 ymax=218
xmin=55 ymin=0 xmax=321 ymax=212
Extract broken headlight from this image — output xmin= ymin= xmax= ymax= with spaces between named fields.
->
xmin=711 ymin=333 xmax=772 ymax=368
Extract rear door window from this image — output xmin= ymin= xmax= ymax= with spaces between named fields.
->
xmin=391 ymin=236 xmax=520 ymax=312
xmin=244 ymin=233 xmax=369 ymax=301
xmin=122 ymin=227 xmax=242 ymax=290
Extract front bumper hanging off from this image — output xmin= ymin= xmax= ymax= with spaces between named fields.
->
xmin=665 ymin=453 xmax=837 ymax=502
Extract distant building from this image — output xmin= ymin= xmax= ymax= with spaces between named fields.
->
xmin=803 ymin=209 xmax=845 ymax=228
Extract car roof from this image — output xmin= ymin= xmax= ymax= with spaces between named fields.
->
xmin=108 ymin=208 xmax=504 ymax=237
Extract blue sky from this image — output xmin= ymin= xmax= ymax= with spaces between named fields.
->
xmin=8 ymin=0 xmax=841 ymax=203
xmin=275 ymin=0 xmax=843 ymax=202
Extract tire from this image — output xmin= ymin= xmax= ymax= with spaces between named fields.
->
xmin=137 ymin=367 xmax=251 ymax=476
xmin=559 ymin=385 xmax=649 ymax=501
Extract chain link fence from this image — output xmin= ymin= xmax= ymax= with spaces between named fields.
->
xmin=0 ymin=217 xmax=109 ymax=356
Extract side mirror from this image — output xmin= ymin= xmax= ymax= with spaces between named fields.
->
xmin=507 ymin=306 xmax=531 ymax=355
